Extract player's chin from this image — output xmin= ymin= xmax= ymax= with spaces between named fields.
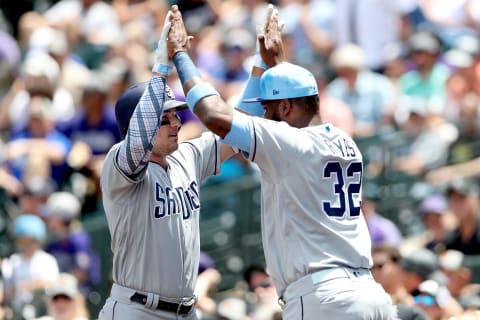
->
xmin=167 ymin=137 xmax=179 ymax=151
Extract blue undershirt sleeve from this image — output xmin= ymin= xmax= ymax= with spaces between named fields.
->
xmin=221 ymin=111 xmax=251 ymax=153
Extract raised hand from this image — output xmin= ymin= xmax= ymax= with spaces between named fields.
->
xmin=167 ymin=5 xmax=191 ymax=60
xmin=258 ymin=4 xmax=285 ymax=68
xmin=152 ymin=10 xmax=172 ymax=76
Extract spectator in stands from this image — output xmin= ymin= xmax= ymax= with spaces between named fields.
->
xmin=215 ymin=27 xmax=255 ymax=102
xmin=43 ymin=0 xmax=122 ymax=69
xmin=2 ymin=214 xmax=59 ymax=318
xmin=400 ymin=248 xmax=440 ymax=296
xmin=243 ymin=265 xmax=281 ymax=320
xmin=36 ymin=272 xmax=89 ymax=320
xmin=4 ymin=95 xmax=72 ymax=189
xmin=439 ymin=250 xmax=478 ymax=300
xmin=307 ymin=63 xmax=355 ymax=137
xmin=419 ymin=194 xmax=457 ymax=254
xmin=401 ymin=248 xmax=464 ymax=318
xmin=0 ymin=29 xmax=21 ymax=100
xmin=399 ymin=31 xmax=450 ymax=115
xmin=17 ymin=176 xmax=56 ymax=217
xmin=362 ymin=193 xmax=403 ymax=247
xmin=111 ymin=0 xmax=167 ymax=27
xmin=0 ymin=51 xmax=75 ymax=135
xmin=195 ymin=252 xmax=222 ymax=319
xmin=59 ymin=71 xmax=120 ymax=159
xmin=327 ymin=44 xmax=396 ymax=138
xmin=391 ymin=97 xmax=458 ymax=176
xmin=443 ymin=178 xmax=480 ymax=255
xmin=443 ymin=45 xmax=479 ymax=135
xmin=418 ymin=0 xmax=479 ymax=48
xmin=32 ymin=26 xmax=91 ymax=108
xmin=58 ymin=71 xmax=121 ymax=213
xmin=333 ymin=0 xmax=417 ymax=72
xmin=43 ymin=191 xmax=100 ymax=296
xmin=277 ymin=0 xmax=336 ymax=66
xmin=413 ymin=279 xmax=463 ymax=320
xmin=372 ymin=244 xmax=415 ymax=306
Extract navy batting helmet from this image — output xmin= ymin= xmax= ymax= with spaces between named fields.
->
xmin=115 ymin=82 xmax=188 ymax=138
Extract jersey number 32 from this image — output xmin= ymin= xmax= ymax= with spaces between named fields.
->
xmin=322 ymin=161 xmax=362 ymax=218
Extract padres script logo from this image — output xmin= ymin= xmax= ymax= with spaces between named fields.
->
xmin=154 ymin=181 xmax=200 ymax=220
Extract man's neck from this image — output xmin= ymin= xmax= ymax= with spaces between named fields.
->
xmin=308 ymin=114 xmax=323 ymax=126
xmin=150 ymin=155 xmax=168 ymax=170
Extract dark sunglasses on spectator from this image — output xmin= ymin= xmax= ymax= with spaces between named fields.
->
xmin=251 ymin=281 xmax=272 ymax=290
xmin=52 ymin=294 xmax=73 ymax=302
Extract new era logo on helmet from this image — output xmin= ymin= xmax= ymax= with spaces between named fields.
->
xmin=272 ymin=89 xmax=280 ymax=95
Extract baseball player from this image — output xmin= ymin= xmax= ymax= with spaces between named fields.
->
xmin=166 ymin=5 xmax=395 ymax=319
xmin=97 ymin=15 xmax=235 ymax=320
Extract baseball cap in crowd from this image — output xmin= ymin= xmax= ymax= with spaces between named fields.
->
xmin=401 ymin=249 xmax=438 ymax=280
xmin=115 ymin=82 xmax=188 ymax=138
xmin=415 ymin=279 xmax=450 ymax=308
xmin=408 ymin=31 xmax=441 ymax=54
xmin=329 ymin=43 xmax=366 ymax=70
xmin=14 ymin=214 xmax=47 ymax=242
xmin=446 ymin=177 xmax=479 ymax=196
xmin=45 ymin=273 xmax=79 ymax=299
xmin=454 ymin=34 xmax=480 ymax=58
xmin=45 ymin=191 xmax=81 ymax=221
xmin=243 ymin=62 xmax=318 ymax=103
xmin=439 ymin=250 xmax=465 ymax=271
xmin=419 ymin=194 xmax=448 ymax=215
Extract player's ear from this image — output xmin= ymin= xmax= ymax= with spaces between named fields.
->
xmin=280 ymin=99 xmax=292 ymax=118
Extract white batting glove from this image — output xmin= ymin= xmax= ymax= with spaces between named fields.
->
xmin=254 ymin=4 xmax=275 ymax=70
xmin=152 ymin=11 xmax=172 ymax=76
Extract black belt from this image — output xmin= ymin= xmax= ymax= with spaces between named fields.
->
xmin=130 ymin=292 xmax=195 ymax=315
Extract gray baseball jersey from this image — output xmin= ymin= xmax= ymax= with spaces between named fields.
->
xmin=101 ymin=132 xmax=221 ymax=298
xmin=245 ymin=119 xmax=372 ymax=296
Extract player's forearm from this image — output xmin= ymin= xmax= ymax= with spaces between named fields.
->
xmin=173 ymin=52 xmax=233 ymax=138
xmin=117 ymin=76 xmax=167 ymax=177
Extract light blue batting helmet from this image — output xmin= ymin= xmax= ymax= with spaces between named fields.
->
xmin=243 ymin=62 xmax=318 ymax=102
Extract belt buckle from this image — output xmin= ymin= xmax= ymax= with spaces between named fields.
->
xmin=177 ymin=295 xmax=197 ymax=315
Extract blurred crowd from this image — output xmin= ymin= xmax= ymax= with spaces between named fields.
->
xmin=0 ymin=0 xmax=480 ymax=319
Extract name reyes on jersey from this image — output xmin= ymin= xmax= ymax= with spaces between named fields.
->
xmin=153 ymin=181 xmax=200 ymax=220
xmin=323 ymin=137 xmax=356 ymax=157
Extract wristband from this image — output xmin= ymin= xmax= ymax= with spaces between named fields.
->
xmin=237 ymin=76 xmax=264 ymax=117
xmin=254 ymin=53 xmax=269 ymax=70
xmin=152 ymin=63 xmax=172 ymax=76
xmin=173 ymin=51 xmax=201 ymax=84
xmin=186 ymin=83 xmax=219 ymax=111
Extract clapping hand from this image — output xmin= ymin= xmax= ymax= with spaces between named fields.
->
xmin=258 ymin=4 xmax=285 ymax=68
xmin=167 ymin=5 xmax=192 ymax=60
xmin=152 ymin=10 xmax=172 ymax=76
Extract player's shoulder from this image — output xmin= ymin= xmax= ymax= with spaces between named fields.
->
xmin=307 ymin=122 xmax=347 ymax=137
